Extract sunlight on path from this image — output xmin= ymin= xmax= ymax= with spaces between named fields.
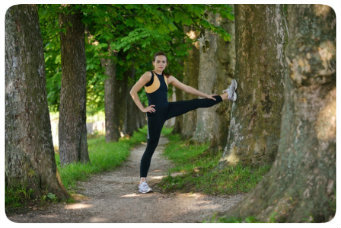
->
xmin=7 ymin=136 xmax=243 ymax=223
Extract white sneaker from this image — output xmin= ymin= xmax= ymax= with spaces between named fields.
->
xmin=232 ymin=92 xmax=237 ymax=101
xmin=223 ymin=79 xmax=237 ymax=101
xmin=138 ymin=182 xmax=152 ymax=194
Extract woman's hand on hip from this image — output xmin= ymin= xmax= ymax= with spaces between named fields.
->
xmin=142 ymin=105 xmax=156 ymax=113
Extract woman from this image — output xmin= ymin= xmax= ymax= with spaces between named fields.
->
xmin=130 ymin=52 xmax=237 ymax=193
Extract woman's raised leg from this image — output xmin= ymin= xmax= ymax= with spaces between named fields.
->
xmin=166 ymin=95 xmax=223 ymax=120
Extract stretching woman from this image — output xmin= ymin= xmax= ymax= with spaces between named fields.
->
xmin=130 ymin=52 xmax=237 ymax=193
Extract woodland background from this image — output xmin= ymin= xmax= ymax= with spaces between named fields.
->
xmin=5 ymin=4 xmax=336 ymax=222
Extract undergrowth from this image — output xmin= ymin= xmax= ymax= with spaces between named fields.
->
xmin=5 ymin=126 xmax=148 ymax=213
xmin=158 ymin=132 xmax=271 ymax=196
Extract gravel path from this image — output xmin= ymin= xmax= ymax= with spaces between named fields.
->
xmin=7 ymin=136 xmax=244 ymax=223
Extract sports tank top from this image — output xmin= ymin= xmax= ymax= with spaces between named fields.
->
xmin=144 ymin=71 xmax=168 ymax=107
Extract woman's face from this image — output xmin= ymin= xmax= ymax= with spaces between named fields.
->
xmin=152 ymin=55 xmax=167 ymax=72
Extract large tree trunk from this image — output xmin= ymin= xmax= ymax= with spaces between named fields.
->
xmin=5 ymin=5 xmax=69 ymax=200
xmin=227 ymin=4 xmax=336 ymax=222
xmin=58 ymin=7 xmax=89 ymax=165
xmin=192 ymin=13 xmax=232 ymax=151
xmin=101 ymin=51 xmax=120 ymax=142
xmin=220 ymin=5 xmax=285 ymax=167
xmin=192 ymin=13 xmax=219 ymax=142
xmin=123 ymin=68 xmax=138 ymax=136
xmin=116 ymin=74 xmax=126 ymax=135
xmin=179 ymin=26 xmax=199 ymax=139
xmin=209 ymin=12 xmax=235 ymax=152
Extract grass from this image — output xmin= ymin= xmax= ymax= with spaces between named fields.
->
xmin=158 ymin=132 xmax=271 ymax=196
xmin=203 ymin=214 xmax=261 ymax=223
xmin=5 ymin=125 xmax=148 ymax=211
xmin=56 ymin=126 xmax=148 ymax=191
xmin=158 ymin=130 xmax=272 ymax=223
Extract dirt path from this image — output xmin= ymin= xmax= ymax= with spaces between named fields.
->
xmin=7 ymin=137 xmax=244 ymax=223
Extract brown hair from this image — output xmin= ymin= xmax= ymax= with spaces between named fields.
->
xmin=153 ymin=51 xmax=170 ymax=77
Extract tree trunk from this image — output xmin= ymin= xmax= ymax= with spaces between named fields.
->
xmin=172 ymin=86 xmax=183 ymax=134
xmin=5 ymin=5 xmax=69 ymax=200
xmin=58 ymin=7 xmax=89 ymax=165
xmin=101 ymin=51 xmax=120 ymax=142
xmin=227 ymin=4 xmax=336 ymax=222
xmin=192 ymin=13 xmax=219 ymax=142
xmin=209 ymin=12 xmax=235 ymax=152
xmin=220 ymin=5 xmax=285 ymax=167
xmin=123 ymin=68 xmax=137 ymax=136
xmin=179 ymin=26 xmax=199 ymax=138
xmin=193 ymin=13 xmax=232 ymax=150
xmin=137 ymin=110 xmax=146 ymax=129
xmin=116 ymin=75 xmax=126 ymax=135
xmin=165 ymin=86 xmax=176 ymax=128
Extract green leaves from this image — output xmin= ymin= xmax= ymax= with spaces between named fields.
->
xmin=39 ymin=4 xmax=234 ymax=114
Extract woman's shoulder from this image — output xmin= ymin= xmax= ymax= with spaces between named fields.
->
xmin=142 ymin=71 xmax=153 ymax=80
xmin=167 ymin=75 xmax=176 ymax=82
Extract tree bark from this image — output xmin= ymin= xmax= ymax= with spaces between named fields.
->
xmin=192 ymin=12 xmax=219 ymax=142
xmin=210 ymin=11 xmax=235 ymax=152
xmin=101 ymin=51 xmax=120 ymax=142
xmin=227 ymin=4 xmax=336 ymax=222
xmin=116 ymin=74 xmax=126 ymax=135
xmin=123 ymin=68 xmax=138 ymax=136
xmin=179 ymin=26 xmax=199 ymax=139
xmin=192 ymin=13 xmax=233 ymax=152
xmin=59 ymin=7 xmax=89 ymax=165
xmin=172 ymin=86 xmax=183 ymax=134
xmin=220 ymin=5 xmax=285 ymax=167
xmin=5 ymin=4 xmax=68 ymax=200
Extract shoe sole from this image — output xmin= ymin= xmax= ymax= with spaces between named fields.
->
xmin=223 ymin=79 xmax=238 ymax=94
xmin=139 ymin=190 xmax=153 ymax=194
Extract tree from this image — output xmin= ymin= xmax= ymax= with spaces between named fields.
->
xmin=58 ymin=6 xmax=89 ymax=165
xmin=192 ymin=12 xmax=234 ymax=153
xmin=38 ymin=4 xmax=234 ymax=143
xmin=212 ymin=6 xmax=236 ymax=152
xmin=100 ymin=48 xmax=120 ymax=142
xmin=227 ymin=4 xmax=336 ymax=222
xmin=177 ymin=25 xmax=200 ymax=138
xmin=123 ymin=66 xmax=140 ymax=136
xmin=220 ymin=5 xmax=286 ymax=167
xmin=5 ymin=4 xmax=69 ymax=200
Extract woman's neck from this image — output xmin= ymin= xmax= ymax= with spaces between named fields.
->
xmin=153 ymin=69 xmax=163 ymax=75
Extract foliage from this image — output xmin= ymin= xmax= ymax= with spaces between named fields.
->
xmin=38 ymin=4 xmax=234 ymax=114
xmin=38 ymin=5 xmax=63 ymax=112
xmin=5 ymin=187 xmax=34 ymax=210
xmin=5 ymin=186 xmax=59 ymax=213
xmin=158 ymin=132 xmax=271 ymax=195
xmin=56 ymin=126 xmax=148 ymax=190
xmin=203 ymin=214 xmax=260 ymax=223
xmin=5 ymin=125 xmax=148 ymax=212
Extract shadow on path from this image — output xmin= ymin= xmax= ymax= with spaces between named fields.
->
xmin=7 ymin=137 xmax=244 ymax=223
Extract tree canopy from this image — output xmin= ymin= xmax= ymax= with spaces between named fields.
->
xmin=38 ymin=4 xmax=234 ymax=114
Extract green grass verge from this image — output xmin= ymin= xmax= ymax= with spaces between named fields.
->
xmin=158 ymin=132 xmax=271 ymax=196
xmin=56 ymin=126 xmax=148 ymax=191
xmin=6 ymin=126 xmax=148 ymax=211
xmin=203 ymin=214 xmax=261 ymax=223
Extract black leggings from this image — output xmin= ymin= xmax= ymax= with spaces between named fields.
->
xmin=140 ymin=95 xmax=223 ymax=177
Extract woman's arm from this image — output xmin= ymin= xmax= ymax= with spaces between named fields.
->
xmin=168 ymin=75 xmax=216 ymax=100
xmin=130 ymin=72 xmax=156 ymax=113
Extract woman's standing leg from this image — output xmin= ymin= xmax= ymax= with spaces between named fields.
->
xmin=140 ymin=113 xmax=165 ymax=179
